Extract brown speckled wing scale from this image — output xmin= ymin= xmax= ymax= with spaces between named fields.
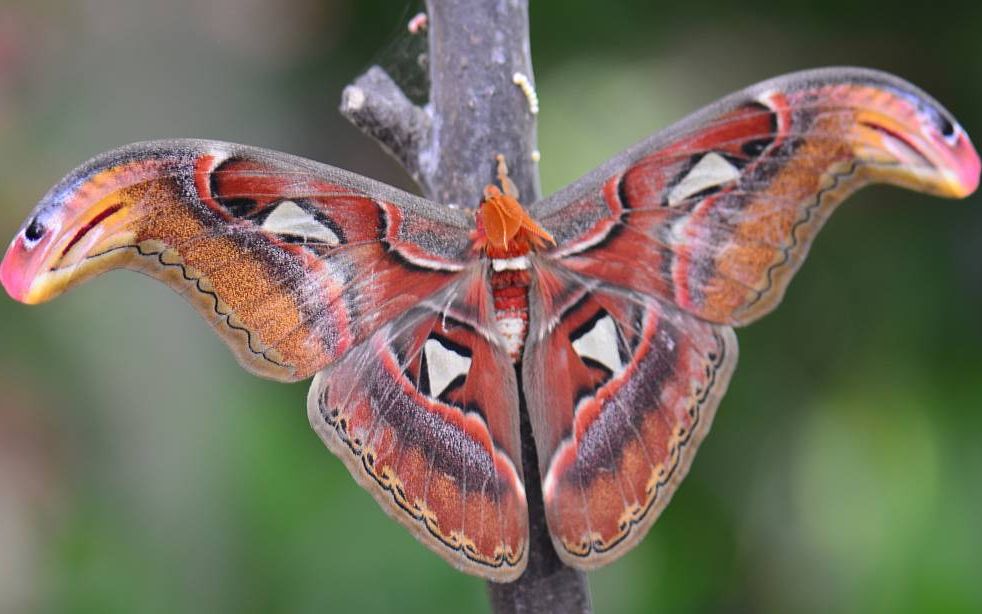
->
xmin=307 ymin=268 xmax=528 ymax=580
xmin=524 ymin=67 xmax=978 ymax=568
xmin=0 ymin=139 xmax=476 ymax=381
xmin=532 ymin=68 xmax=979 ymax=327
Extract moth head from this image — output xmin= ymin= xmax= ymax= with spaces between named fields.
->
xmin=475 ymin=185 xmax=555 ymax=255
xmin=847 ymin=86 xmax=980 ymax=198
xmin=1 ymin=163 xmax=144 ymax=305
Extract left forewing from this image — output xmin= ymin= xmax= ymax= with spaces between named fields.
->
xmin=1 ymin=140 xmax=476 ymax=381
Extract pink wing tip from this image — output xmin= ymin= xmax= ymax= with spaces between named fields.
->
xmin=1 ymin=237 xmax=34 ymax=303
xmin=955 ymin=133 xmax=982 ymax=197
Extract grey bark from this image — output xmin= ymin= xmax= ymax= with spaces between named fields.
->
xmin=340 ymin=1 xmax=592 ymax=612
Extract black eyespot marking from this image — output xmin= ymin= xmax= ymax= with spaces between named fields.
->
xmin=741 ymin=138 xmax=773 ymax=157
xmin=222 ymin=197 xmax=259 ymax=218
xmin=939 ymin=115 xmax=956 ymax=140
xmin=921 ymin=101 xmax=958 ymax=142
xmin=25 ymin=217 xmax=45 ymax=242
xmin=739 ymin=101 xmax=778 ymax=159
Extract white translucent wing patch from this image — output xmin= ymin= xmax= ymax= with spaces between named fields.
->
xmin=423 ymin=338 xmax=472 ymax=398
xmin=571 ymin=314 xmax=623 ymax=373
xmin=667 ymin=152 xmax=741 ymax=206
xmin=262 ymin=200 xmax=341 ymax=245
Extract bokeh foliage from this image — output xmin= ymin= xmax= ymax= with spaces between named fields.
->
xmin=0 ymin=0 xmax=980 ymax=612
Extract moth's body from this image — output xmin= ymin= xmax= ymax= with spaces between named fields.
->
xmin=489 ymin=265 xmax=532 ymax=361
xmin=1 ymin=68 xmax=979 ymax=582
xmin=476 ymin=155 xmax=554 ymax=361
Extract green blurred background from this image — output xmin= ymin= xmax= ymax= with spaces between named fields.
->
xmin=1 ymin=0 xmax=981 ymax=612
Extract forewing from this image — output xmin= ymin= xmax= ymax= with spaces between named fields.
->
xmin=0 ymin=140 xmax=476 ymax=381
xmin=307 ymin=267 xmax=528 ymax=580
xmin=523 ymin=269 xmax=736 ymax=568
xmin=530 ymin=67 xmax=979 ymax=326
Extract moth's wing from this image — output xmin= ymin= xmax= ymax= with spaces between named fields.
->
xmin=307 ymin=266 xmax=528 ymax=581
xmin=522 ymin=272 xmax=736 ymax=568
xmin=529 ymin=67 xmax=980 ymax=326
xmin=522 ymin=67 xmax=980 ymax=569
xmin=1 ymin=140 xmax=476 ymax=381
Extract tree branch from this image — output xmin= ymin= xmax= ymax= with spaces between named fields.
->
xmin=340 ymin=1 xmax=592 ymax=612
xmin=340 ymin=66 xmax=430 ymax=186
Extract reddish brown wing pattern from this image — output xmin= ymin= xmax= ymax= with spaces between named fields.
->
xmin=0 ymin=140 xmax=476 ymax=381
xmin=1 ymin=140 xmax=530 ymax=579
xmin=3 ymin=68 xmax=978 ymax=581
xmin=523 ymin=274 xmax=736 ymax=567
xmin=307 ymin=267 xmax=528 ymax=580
xmin=533 ymin=68 xmax=979 ymax=327
xmin=524 ymin=68 xmax=978 ymax=568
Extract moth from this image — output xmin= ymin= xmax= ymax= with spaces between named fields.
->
xmin=1 ymin=68 xmax=978 ymax=582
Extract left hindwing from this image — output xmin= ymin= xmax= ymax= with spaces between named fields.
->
xmin=307 ymin=266 xmax=528 ymax=581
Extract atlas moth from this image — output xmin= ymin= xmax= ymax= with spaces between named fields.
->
xmin=1 ymin=67 xmax=978 ymax=581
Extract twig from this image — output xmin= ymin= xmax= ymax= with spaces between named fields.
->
xmin=340 ymin=1 xmax=592 ymax=612
xmin=340 ymin=66 xmax=430 ymax=186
